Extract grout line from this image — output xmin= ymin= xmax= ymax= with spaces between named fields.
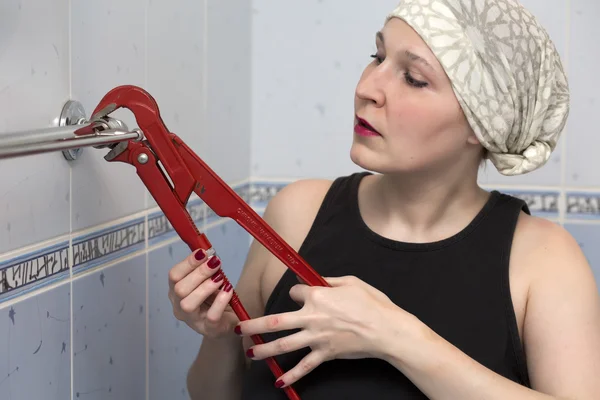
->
xmin=0 ymin=277 xmax=72 ymax=309
xmin=203 ymin=0 xmax=208 ymax=148
xmin=69 ymin=166 xmax=74 ymax=400
xmin=563 ymin=218 xmax=600 ymax=225
xmin=145 ymin=205 xmax=149 ymax=400
xmin=68 ymin=0 xmax=73 ymax=396
xmin=68 ymin=0 xmax=72 ymax=100
xmin=144 ymin=1 xmax=150 ymax=398
xmin=559 ymin=0 xmax=571 ymax=227
xmin=0 ymin=181 xmax=249 ymax=266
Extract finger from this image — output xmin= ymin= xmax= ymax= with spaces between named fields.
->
xmin=172 ymin=256 xmax=222 ymax=299
xmin=204 ymin=281 xmax=235 ymax=323
xmin=246 ymin=330 xmax=312 ymax=361
xmin=236 ymin=311 xmax=304 ymax=336
xmin=288 ymin=284 xmax=310 ymax=305
xmin=322 ymin=276 xmax=355 ymax=287
xmin=275 ymin=350 xmax=323 ymax=389
xmin=178 ymin=270 xmax=226 ymax=314
xmin=325 ymin=276 xmax=391 ymax=301
xmin=168 ymin=249 xmax=212 ymax=290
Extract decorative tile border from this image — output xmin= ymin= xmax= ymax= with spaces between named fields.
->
xmin=0 ymin=241 xmax=70 ymax=302
xmin=248 ymin=181 xmax=288 ymax=209
xmin=2 ymin=180 xmax=600 ymax=305
xmin=498 ymin=189 xmax=561 ymax=219
xmin=245 ymin=182 xmax=563 ymax=220
xmin=0 ymin=183 xmax=250 ymax=304
xmin=72 ymin=217 xmax=146 ymax=275
xmin=565 ymin=192 xmax=600 ymax=220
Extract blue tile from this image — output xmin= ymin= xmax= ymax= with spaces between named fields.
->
xmin=564 ymin=224 xmax=600 ymax=287
xmin=72 ymin=255 xmax=146 ymax=400
xmin=147 ymin=221 xmax=251 ymax=399
xmin=0 ymin=283 xmax=70 ymax=399
xmin=148 ymin=240 xmax=203 ymax=400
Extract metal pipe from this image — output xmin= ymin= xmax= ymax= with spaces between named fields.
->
xmin=0 ymin=129 xmax=142 ymax=159
xmin=0 ymin=122 xmax=93 ymax=148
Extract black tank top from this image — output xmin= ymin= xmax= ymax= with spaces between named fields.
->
xmin=241 ymin=172 xmax=531 ymax=399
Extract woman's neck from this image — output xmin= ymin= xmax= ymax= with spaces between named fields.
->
xmin=359 ymin=165 xmax=489 ymax=243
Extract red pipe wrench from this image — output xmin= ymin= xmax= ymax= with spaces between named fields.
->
xmin=87 ymin=85 xmax=330 ymax=400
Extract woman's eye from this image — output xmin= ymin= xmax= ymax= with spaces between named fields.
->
xmin=369 ymin=54 xmax=384 ymax=64
xmin=404 ymin=72 xmax=428 ymax=88
xmin=369 ymin=54 xmax=429 ymax=88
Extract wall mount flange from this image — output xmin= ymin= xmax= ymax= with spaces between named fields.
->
xmin=59 ymin=100 xmax=87 ymax=161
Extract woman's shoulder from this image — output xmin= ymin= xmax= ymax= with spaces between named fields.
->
xmin=509 ymin=212 xmax=600 ymax=394
xmin=510 ymin=210 xmax=598 ymax=316
xmin=512 ymin=212 xmax=586 ymax=272
xmin=263 ymin=178 xmax=335 ymax=243
xmin=511 ymin=211 xmax=590 ymax=280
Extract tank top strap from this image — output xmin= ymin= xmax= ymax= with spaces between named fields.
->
xmin=298 ymin=171 xmax=371 ymax=255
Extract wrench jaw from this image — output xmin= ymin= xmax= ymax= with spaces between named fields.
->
xmin=90 ymin=103 xmax=118 ymax=122
xmin=103 ymin=140 xmax=132 ymax=162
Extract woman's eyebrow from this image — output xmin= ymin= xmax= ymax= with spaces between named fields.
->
xmin=376 ymin=30 xmax=435 ymax=72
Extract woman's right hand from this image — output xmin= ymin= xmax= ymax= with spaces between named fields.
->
xmin=168 ymin=249 xmax=239 ymax=339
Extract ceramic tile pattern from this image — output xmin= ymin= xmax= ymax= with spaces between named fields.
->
xmin=0 ymin=0 xmax=599 ymax=399
xmin=148 ymin=240 xmax=202 ymax=400
xmin=70 ymin=0 xmax=148 ymax=231
xmin=0 ymin=0 xmax=70 ymax=254
xmin=72 ymin=254 xmax=146 ymax=400
xmin=147 ymin=222 xmax=250 ymax=400
xmin=0 ymin=282 xmax=70 ymax=400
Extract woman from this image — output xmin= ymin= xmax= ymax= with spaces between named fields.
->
xmin=169 ymin=1 xmax=600 ymax=399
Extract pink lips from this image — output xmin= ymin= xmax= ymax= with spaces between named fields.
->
xmin=354 ymin=116 xmax=381 ymax=137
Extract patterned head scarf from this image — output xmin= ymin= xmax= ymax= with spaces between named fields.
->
xmin=386 ymin=0 xmax=570 ymax=175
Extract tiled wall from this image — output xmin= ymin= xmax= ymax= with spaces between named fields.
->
xmin=250 ymin=0 xmax=599 ymax=276
xmin=0 ymin=0 xmax=253 ymax=399
xmin=1 ymin=0 xmax=599 ymax=399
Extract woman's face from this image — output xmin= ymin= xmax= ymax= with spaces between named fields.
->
xmin=351 ymin=17 xmax=481 ymax=175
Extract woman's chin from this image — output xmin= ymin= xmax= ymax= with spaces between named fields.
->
xmin=349 ymin=145 xmax=388 ymax=173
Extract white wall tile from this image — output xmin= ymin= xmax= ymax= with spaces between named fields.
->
xmin=250 ymin=0 xmax=408 ymax=179
xmin=565 ymin=0 xmax=600 ymax=186
xmin=205 ymin=0 xmax=253 ymax=183
xmin=146 ymin=0 xmax=207 ymax=209
xmin=70 ymin=0 xmax=148 ymax=231
xmin=0 ymin=0 xmax=70 ymax=253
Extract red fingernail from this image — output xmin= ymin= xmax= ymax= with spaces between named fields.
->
xmin=211 ymin=272 xmax=224 ymax=283
xmin=246 ymin=348 xmax=254 ymax=358
xmin=207 ymin=257 xmax=221 ymax=269
xmin=234 ymin=325 xmax=242 ymax=335
xmin=275 ymin=380 xmax=284 ymax=388
xmin=223 ymin=283 xmax=233 ymax=292
xmin=194 ymin=249 xmax=206 ymax=261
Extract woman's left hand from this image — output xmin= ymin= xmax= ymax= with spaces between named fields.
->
xmin=235 ymin=275 xmax=418 ymax=388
